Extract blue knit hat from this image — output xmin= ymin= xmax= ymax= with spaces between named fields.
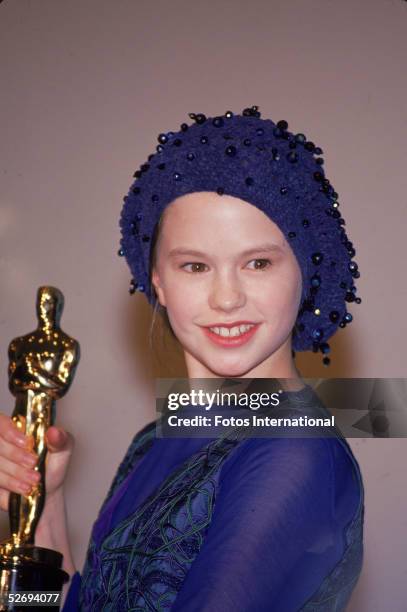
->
xmin=118 ymin=106 xmax=361 ymax=365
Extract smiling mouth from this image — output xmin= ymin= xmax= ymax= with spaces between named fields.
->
xmin=207 ymin=323 xmax=255 ymax=337
xmin=201 ymin=323 xmax=261 ymax=347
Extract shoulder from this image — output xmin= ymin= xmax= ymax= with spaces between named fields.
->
xmin=102 ymin=419 xmax=156 ymax=507
xmin=218 ymin=436 xmax=361 ymax=524
xmin=221 ymin=435 xmax=359 ymax=476
xmin=117 ymin=419 xmax=156 ymax=471
xmin=220 ymin=436 xmax=336 ymax=479
xmin=132 ymin=418 xmax=157 ymax=444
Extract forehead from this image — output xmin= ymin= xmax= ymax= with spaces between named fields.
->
xmin=161 ymin=191 xmax=286 ymax=242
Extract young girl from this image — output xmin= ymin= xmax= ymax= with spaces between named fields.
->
xmin=0 ymin=106 xmax=364 ymax=611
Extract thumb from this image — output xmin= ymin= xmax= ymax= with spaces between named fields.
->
xmin=45 ymin=426 xmax=72 ymax=453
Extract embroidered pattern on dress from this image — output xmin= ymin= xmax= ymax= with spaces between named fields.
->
xmin=300 ymin=506 xmax=364 ymax=611
xmin=79 ymin=427 xmax=243 ymax=611
xmin=79 ymin=422 xmax=364 ymax=612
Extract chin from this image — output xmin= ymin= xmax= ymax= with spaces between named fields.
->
xmin=204 ymin=357 xmax=256 ymax=378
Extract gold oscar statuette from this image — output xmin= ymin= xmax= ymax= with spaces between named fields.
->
xmin=0 ymin=287 xmax=80 ymax=611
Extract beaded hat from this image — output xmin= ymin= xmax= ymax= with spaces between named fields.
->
xmin=118 ymin=106 xmax=361 ymax=365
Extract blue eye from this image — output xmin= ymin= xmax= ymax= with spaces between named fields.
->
xmin=247 ymin=258 xmax=272 ymax=270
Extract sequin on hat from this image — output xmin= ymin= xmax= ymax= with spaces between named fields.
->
xmin=119 ymin=106 xmax=361 ymax=365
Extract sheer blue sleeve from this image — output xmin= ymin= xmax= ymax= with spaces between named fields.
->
xmin=171 ymin=436 xmax=359 ymax=612
xmin=62 ymin=571 xmax=81 ymax=611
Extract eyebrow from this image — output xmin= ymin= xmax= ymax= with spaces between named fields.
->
xmin=168 ymin=243 xmax=285 ymax=258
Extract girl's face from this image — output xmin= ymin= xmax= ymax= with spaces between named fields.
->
xmin=152 ymin=192 xmax=303 ymax=378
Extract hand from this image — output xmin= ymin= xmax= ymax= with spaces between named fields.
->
xmin=0 ymin=412 xmax=74 ymax=512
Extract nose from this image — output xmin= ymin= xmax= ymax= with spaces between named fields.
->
xmin=208 ymin=271 xmax=246 ymax=312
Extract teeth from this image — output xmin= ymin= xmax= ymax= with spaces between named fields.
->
xmin=209 ymin=324 xmax=254 ymax=337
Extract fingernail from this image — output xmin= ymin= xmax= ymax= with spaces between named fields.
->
xmin=28 ymin=470 xmax=40 ymax=483
xmin=22 ymin=454 xmax=37 ymax=468
xmin=15 ymin=435 xmax=28 ymax=448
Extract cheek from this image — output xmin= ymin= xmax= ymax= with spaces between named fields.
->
xmin=164 ymin=286 xmax=202 ymax=331
xmin=163 ymin=275 xmax=208 ymax=319
xmin=261 ymin=269 xmax=302 ymax=324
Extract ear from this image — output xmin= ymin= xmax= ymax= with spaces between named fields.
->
xmin=151 ymin=267 xmax=167 ymax=307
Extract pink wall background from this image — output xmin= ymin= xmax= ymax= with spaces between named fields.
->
xmin=1 ymin=0 xmax=406 ymax=609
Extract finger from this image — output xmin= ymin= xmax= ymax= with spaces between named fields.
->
xmin=0 ymin=462 xmax=39 ymax=496
xmin=0 ymin=483 xmax=35 ymax=510
xmin=0 ymin=488 xmax=10 ymax=512
xmin=0 ymin=435 xmax=38 ymax=469
xmin=46 ymin=427 xmax=74 ymax=453
xmin=0 ymin=412 xmax=30 ymax=449
xmin=0 ymin=453 xmax=41 ymax=487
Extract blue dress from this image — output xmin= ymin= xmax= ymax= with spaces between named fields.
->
xmin=63 ymin=384 xmax=364 ymax=611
